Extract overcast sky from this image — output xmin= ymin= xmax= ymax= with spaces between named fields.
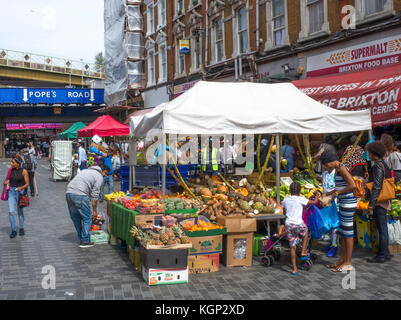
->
xmin=0 ymin=0 xmax=104 ymax=64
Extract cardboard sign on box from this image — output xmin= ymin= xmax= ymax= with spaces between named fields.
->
xmin=142 ymin=267 xmax=189 ymax=285
xmin=189 ymin=235 xmax=223 ymax=256
xmin=134 ymin=214 xmax=163 ymax=226
xmin=140 ymin=246 xmax=188 ymax=269
xmin=188 ymin=254 xmax=220 ymax=274
xmin=221 ymin=232 xmax=254 ymax=267
xmin=217 ymin=216 xmax=257 ymax=233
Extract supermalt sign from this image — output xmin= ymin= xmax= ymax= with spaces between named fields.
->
xmin=307 ymin=35 xmax=401 ymax=77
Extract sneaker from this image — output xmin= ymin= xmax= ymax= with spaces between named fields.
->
xmin=385 ymin=255 xmax=393 ymax=261
xmin=10 ymin=230 xmax=17 ymax=239
xmin=79 ymin=241 xmax=94 ymax=248
xmin=327 ymin=246 xmax=337 ymax=257
xmin=367 ymin=256 xmax=385 ymax=263
xmin=321 ymin=244 xmax=331 ymax=252
xmin=19 ymin=228 xmax=25 ymax=236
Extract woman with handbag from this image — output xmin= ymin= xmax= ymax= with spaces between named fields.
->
xmin=320 ymin=149 xmax=357 ymax=273
xmin=3 ymin=154 xmax=29 ymax=238
xmin=366 ymin=141 xmax=394 ymax=263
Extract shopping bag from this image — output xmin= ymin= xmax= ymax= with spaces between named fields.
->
xmin=1 ymin=167 xmax=12 ymax=201
xmin=391 ymin=220 xmax=401 ymax=245
xmin=319 ymin=200 xmax=340 ymax=231
xmin=18 ymin=193 xmax=30 ymax=208
xmin=388 ymin=220 xmax=396 ymax=245
xmin=308 ymin=205 xmax=324 ymax=239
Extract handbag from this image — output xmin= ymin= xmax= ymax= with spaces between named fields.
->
xmin=366 ymin=162 xmax=395 ymax=202
xmin=1 ymin=167 xmax=12 ymax=201
xmin=353 ymin=178 xmax=365 ymax=198
xmin=18 ymin=191 xmax=30 ymax=208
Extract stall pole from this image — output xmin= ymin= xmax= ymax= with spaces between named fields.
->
xmin=162 ymin=133 xmax=167 ymax=199
xmin=368 ymin=129 xmax=373 ymax=141
xmin=129 ymin=139 xmax=137 ymax=192
xmin=275 ymin=134 xmax=281 ymax=204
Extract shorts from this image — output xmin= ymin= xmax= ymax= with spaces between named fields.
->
xmin=285 ymin=223 xmax=308 ymax=248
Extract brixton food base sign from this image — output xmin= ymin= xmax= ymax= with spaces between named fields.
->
xmin=307 ymin=34 xmax=401 ymax=77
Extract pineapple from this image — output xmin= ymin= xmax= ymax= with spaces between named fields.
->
xmin=181 ymin=235 xmax=190 ymax=244
xmin=160 ymin=232 xmax=169 ymax=244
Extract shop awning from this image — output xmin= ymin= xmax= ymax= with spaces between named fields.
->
xmin=58 ymin=122 xmax=87 ymax=139
xmin=292 ymin=63 xmax=401 ymax=127
xmin=77 ymin=115 xmax=129 ymax=137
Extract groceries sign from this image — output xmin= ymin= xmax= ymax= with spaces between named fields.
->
xmin=307 ymin=35 xmax=401 ymax=77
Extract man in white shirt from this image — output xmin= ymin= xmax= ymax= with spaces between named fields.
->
xmin=77 ymin=142 xmax=88 ymax=171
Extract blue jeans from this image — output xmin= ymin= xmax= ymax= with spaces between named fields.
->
xmin=100 ymin=175 xmax=114 ymax=200
xmin=66 ymin=193 xmax=92 ymax=242
xmin=373 ymin=206 xmax=390 ymax=258
xmin=8 ymin=187 xmax=24 ymax=231
xmin=79 ymin=161 xmax=87 ymax=171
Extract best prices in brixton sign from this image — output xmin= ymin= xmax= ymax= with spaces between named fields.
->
xmin=292 ymin=62 xmax=401 ymax=127
xmin=307 ymin=34 xmax=401 ymax=77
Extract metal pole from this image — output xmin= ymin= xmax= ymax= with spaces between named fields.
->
xmin=368 ymin=129 xmax=373 ymax=141
xmin=162 ymin=133 xmax=167 ymax=199
xmin=275 ymin=134 xmax=281 ymax=204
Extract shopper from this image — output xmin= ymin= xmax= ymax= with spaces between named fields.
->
xmin=22 ymin=146 xmax=37 ymax=197
xmin=4 ymin=154 xmax=29 ymax=238
xmin=66 ymin=163 xmax=109 ymax=247
xmin=282 ymin=138 xmax=295 ymax=172
xmin=77 ymin=141 xmax=88 ymax=171
xmin=341 ymin=135 xmax=368 ymax=179
xmin=381 ymin=135 xmax=401 ymax=183
xmin=320 ymin=149 xmax=357 ymax=272
xmin=112 ymin=150 xmax=121 ymax=180
xmin=282 ymin=182 xmax=318 ymax=275
xmin=366 ymin=141 xmax=392 ymax=263
xmin=89 ymin=144 xmax=114 ymax=201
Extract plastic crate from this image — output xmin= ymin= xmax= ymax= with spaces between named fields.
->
xmin=121 ymin=179 xmax=130 ymax=193
xmin=162 ymin=165 xmax=199 ymax=188
xmin=120 ymin=165 xmax=130 ymax=178
xmin=134 ymin=165 xmax=161 ymax=187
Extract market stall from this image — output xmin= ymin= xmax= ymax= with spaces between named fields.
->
xmin=110 ymin=81 xmax=373 ymax=285
xmin=77 ymin=115 xmax=129 ymax=137
xmin=58 ymin=122 xmax=87 ymax=140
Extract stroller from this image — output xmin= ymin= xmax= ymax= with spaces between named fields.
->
xmin=261 ymin=204 xmax=318 ymax=270
xmin=261 ymin=230 xmax=317 ymax=270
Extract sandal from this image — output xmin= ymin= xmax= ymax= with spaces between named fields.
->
xmin=331 ymin=265 xmax=353 ymax=273
xmin=326 ymin=263 xmax=341 ymax=269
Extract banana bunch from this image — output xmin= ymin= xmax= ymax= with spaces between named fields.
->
xmin=105 ymin=191 xmax=126 ymax=201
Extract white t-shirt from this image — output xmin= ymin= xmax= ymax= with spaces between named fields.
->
xmin=282 ymin=195 xmax=309 ymax=225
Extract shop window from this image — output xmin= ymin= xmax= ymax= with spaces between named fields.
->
xmin=237 ymin=7 xmax=249 ymax=55
xmin=158 ymin=42 xmax=167 ymax=83
xmin=299 ymin=0 xmax=330 ymax=41
xmin=158 ymin=0 xmax=167 ymax=28
xmin=191 ymin=35 xmax=202 ymax=71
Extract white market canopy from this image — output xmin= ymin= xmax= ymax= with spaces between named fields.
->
xmin=131 ymin=81 xmax=372 ymax=137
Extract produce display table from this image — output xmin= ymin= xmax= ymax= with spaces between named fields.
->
xmin=253 ymin=214 xmax=285 ymax=238
xmin=110 ymin=201 xmax=140 ymax=248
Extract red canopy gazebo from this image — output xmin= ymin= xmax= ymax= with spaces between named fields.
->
xmin=77 ymin=115 xmax=129 ymax=137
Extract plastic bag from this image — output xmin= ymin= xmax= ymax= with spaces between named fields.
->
xmin=392 ymin=220 xmax=401 ymax=245
xmin=308 ymin=205 xmax=325 ymax=239
xmin=388 ymin=220 xmax=396 ymax=245
xmin=319 ymin=200 xmax=340 ymax=231
xmin=233 ymin=239 xmax=247 ymax=260
xmin=180 ymin=218 xmax=195 ymax=231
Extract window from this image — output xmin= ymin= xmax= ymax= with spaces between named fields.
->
xmin=158 ymin=0 xmax=166 ymax=28
xmin=364 ymin=0 xmax=386 ymax=15
xmin=272 ymin=0 xmax=286 ymax=46
xmin=176 ymin=0 xmax=184 ymax=15
xmin=191 ymin=0 xmax=199 ymax=7
xmin=215 ymin=18 xmax=224 ymax=62
xmin=307 ymin=0 xmax=324 ymax=34
xmin=147 ymin=3 xmax=154 ymax=35
xmin=237 ymin=7 xmax=248 ymax=54
xmin=147 ymin=50 xmax=155 ymax=85
xmin=176 ymin=41 xmax=186 ymax=76
xmin=158 ymin=43 xmax=167 ymax=82
xmin=192 ymin=36 xmax=201 ymax=70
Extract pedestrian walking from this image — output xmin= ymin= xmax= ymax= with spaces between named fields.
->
xmin=3 ymin=154 xmax=29 ymax=238
xmin=77 ymin=141 xmax=88 ymax=171
xmin=22 ymin=144 xmax=37 ymax=197
xmin=320 ymin=149 xmax=357 ymax=273
xmin=112 ymin=150 xmax=121 ymax=180
xmin=66 ymin=163 xmax=109 ymax=248
xmin=366 ymin=141 xmax=393 ymax=263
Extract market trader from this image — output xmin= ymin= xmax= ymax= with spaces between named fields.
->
xmin=201 ymin=138 xmax=220 ymax=176
xmin=89 ymin=144 xmax=114 ymax=201
xmin=66 ymin=163 xmax=109 ymax=248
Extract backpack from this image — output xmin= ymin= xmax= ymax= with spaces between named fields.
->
xmin=23 ymin=153 xmax=33 ymax=171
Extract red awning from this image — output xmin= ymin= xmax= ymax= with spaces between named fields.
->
xmin=77 ymin=115 xmax=129 ymax=137
xmin=292 ymin=63 xmax=401 ymax=127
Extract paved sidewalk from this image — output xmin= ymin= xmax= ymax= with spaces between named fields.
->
xmin=0 ymin=159 xmax=400 ymax=300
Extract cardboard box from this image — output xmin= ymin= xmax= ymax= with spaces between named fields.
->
xmin=217 ymin=216 xmax=257 ymax=233
xmin=189 ymin=235 xmax=223 ymax=256
xmin=221 ymin=232 xmax=254 ymax=267
xmin=142 ymin=267 xmax=188 ymax=285
xmin=140 ymin=246 xmax=188 ymax=269
xmin=188 ymin=254 xmax=220 ymax=274
xmin=134 ymin=214 xmax=163 ymax=226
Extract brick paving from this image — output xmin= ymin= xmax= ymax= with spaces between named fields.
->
xmin=0 ymin=159 xmax=401 ymax=300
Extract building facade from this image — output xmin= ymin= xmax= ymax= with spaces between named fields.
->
xmin=140 ymin=0 xmax=401 ymax=107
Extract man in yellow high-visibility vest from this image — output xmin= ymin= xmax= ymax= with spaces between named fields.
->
xmin=201 ymin=139 xmax=220 ymax=175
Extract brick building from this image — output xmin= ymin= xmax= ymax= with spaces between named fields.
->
xmin=140 ymin=0 xmax=401 ymax=108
